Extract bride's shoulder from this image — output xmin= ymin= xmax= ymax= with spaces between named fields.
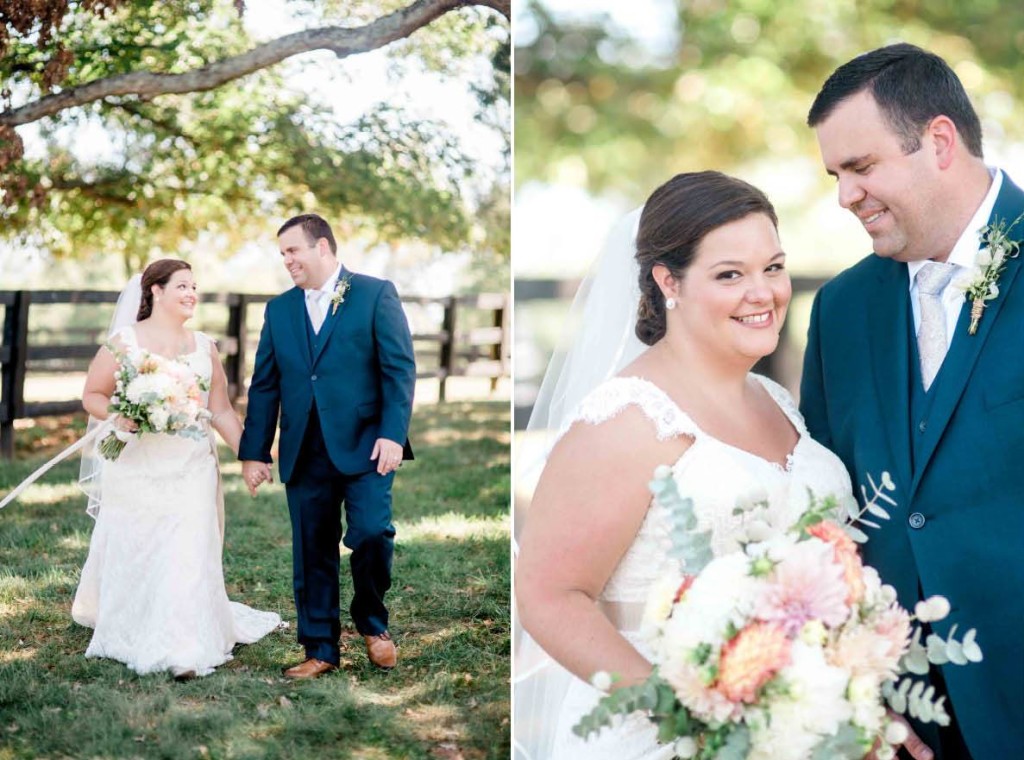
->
xmin=566 ymin=376 xmax=699 ymax=442
xmin=107 ymin=325 xmax=136 ymax=351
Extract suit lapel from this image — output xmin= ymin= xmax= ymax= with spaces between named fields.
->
xmin=868 ymin=259 xmax=914 ymax=493
xmin=311 ymin=267 xmax=349 ymax=367
xmin=910 ymin=177 xmax=1024 ymax=495
xmin=287 ymin=288 xmax=313 ymax=367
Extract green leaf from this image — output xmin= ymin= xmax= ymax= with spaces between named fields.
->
xmin=961 ymin=628 xmax=984 ymax=663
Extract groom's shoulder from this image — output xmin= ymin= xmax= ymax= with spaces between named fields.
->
xmin=348 ymin=272 xmax=399 ymax=296
xmin=267 ymin=287 xmax=301 ymax=309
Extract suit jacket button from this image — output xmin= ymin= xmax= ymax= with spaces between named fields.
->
xmin=908 ymin=512 xmax=926 ymax=529
xmin=918 ymin=420 xmax=927 ymax=433
xmin=311 ymin=374 xmax=318 ymax=381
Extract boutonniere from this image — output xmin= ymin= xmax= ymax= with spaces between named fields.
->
xmin=330 ymin=273 xmax=352 ymax=316
xmin=962 ymin=214 xmax=1023 ymax=334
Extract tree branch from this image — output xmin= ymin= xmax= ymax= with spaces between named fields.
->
xmin=0 ymin=0 xmax=510 ymax=128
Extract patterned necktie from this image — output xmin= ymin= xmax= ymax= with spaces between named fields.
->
xmin=916 ymin=261 xmax=957 ymax=391
xmin=306 ymin=290 xmax=325 ymax=334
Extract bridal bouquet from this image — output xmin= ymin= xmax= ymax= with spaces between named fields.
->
xmin=98 ymin=346 xmax=212 ymax=460
xmin=574 ymin=469 xmax=982 ymax=760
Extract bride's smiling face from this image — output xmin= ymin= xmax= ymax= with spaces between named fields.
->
xmin=667 ymin=213 xmax=791 ymax=362
xmin=154 ymin=269 xmax=198 ymax=320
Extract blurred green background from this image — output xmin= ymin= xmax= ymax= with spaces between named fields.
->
xmin=511 ymin=0 xmax=1024 ymax=528
xmin=513 ymin=0 xmax=1024 ymax=418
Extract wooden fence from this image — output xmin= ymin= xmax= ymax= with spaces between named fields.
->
xmin=0 ymin=290 xmax=509 ymax=458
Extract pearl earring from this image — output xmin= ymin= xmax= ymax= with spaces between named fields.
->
xmin=665 ymin=297 xmax=677 ymax=310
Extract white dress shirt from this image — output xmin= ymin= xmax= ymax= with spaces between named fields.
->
xmin=907 ymin=168 xmax=1002 ymax=349
xmin=305 ymin=262 xmax=343 ymax=334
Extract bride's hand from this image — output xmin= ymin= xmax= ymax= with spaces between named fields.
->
xmin=867 ymin=712 xmax=934 ymax=760
xmin=111 ymin=415 xmax=139 ymax=433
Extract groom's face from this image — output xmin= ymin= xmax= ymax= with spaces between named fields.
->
xmin=279 ymin=226 xmax=333 ymax=289
xmin=815 ymin=90 xmax=942 ymax=262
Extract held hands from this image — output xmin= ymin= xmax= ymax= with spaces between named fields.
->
xmin=241 ymin=460 xmax=273 ymax=497
xmin=371 ymin=438 xmax=403 ymax=476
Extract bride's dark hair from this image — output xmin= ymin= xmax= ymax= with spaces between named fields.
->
xmin=635 ymin=171 xmax=778 ymax=345
xmin=137 ymin=259 xmax=193 ymax=321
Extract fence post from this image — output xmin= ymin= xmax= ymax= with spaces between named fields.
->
xmin=1 ymin=291 xmax=30 ymax=459
xmin=225 ymin=293 xmax=248 ymax=402
xmin=438 ymin=296 xmax=457 ymax=403
xmin=490 ymin=296 xmax=508 ymax=393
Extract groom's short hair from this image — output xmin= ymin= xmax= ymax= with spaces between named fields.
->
xmin=807 ymin=43 xmax=983 ymax=159
xmin=278 ymin=214 xmax=338 ymax=255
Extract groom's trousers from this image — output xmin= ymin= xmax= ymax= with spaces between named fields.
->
xmin=285 ymin=411 xmax=396 ymax=665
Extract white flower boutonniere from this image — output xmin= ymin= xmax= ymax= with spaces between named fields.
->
xmin=962 ymin=214 xmax=1024 ymax=334
xmin=330 ymin=273 xmax=352 ymax=316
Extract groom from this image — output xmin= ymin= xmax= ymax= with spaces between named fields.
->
xmin=800 ymin=45 xmax=1024 ymax=759
xmin=240 ymin=213 xmax=416 ymax=678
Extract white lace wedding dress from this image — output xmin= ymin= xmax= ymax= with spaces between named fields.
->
xmin=71 ymin=327 xmax=281 ymax=676
xmin=514 ymin=375 xmax=853 ymax=759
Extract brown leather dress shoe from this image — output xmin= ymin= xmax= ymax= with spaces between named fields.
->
xmin=282 ymin=658 xmax=337 ymax=680
xmin=364 ymin=632 xmax=397 ymax=669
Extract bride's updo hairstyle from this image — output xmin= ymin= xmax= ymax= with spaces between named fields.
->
xmin=634 ymin=171 xmax=778 ymax=345
xmin=137 ymin=258 xmax=193 ymax=321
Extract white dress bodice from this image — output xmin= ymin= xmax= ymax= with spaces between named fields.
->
xmin=572 ymin=376 xmax=852 ymax=610
xmin=72 ymin=328 xmax=281 ymax=676
xmin=517 ymin=374 xmax=853 ymax=759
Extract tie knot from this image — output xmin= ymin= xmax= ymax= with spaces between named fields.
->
xmin=306 ymin=288 xmax=323 ymax=301
xmin=916 ymin=261 xmax=956 ymax=296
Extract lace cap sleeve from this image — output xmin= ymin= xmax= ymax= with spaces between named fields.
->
xmin=753 ymin=373 xmax=807 ymax=435
xmin=108 ymin=325 xmax=135 ymax=351
xmin=193 ymin=331 xmax=215 ymax=354
xmin=558 ymin=377 xmax=702 ymax=443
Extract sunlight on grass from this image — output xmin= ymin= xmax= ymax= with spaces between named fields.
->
xmin=402 ymin=704 xmax=464 ymax=741
xmin=58 ymin=534 xmax=89 ymax=552
xmin=0 ymin=574 xmax=31 ymax=597
xmin=351 ymin=680 xmax=430 ymax=707
xmin=10 ymin=482 xmax=82 ymax=505
xmin=419 ymin=427 xmax=512 ymax=446
xmin=0 ymin=648 xmax=36 ymax=663
xmin=400 ymin=514 xmax=508 ymax=542
xmin=414 ymin=625 xmax=471 ymax=649
xmin=351 ymin=748 xmax=395 ymax=760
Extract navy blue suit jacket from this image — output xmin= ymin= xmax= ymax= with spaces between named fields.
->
xmin=239 ymin=271 xmax=416 ymax=482
xmin=800 ymin=177 xmax=1024 ymax=758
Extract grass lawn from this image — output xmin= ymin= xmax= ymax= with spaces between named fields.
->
xmin=0 ymin=401 xmax=510 ymax=759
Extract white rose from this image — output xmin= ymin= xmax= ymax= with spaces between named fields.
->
xmin=149 ymin=408 xmax=170 ymax=432
xmin=673 ymin=737 xmax=698 ymax=758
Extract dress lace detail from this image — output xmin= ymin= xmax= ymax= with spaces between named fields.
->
xmin=72 ymin=328 xmax=281 ymax=676
xmin=558 ymin=376 xmax=702 ymax=443
xmin=529 ymin=373 xmax=853 ymax=759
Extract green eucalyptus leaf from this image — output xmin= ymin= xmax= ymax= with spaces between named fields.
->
xmin=961 ymin=628 xmax=984 ymax=663
xmin=926 ymin=633 xmax=950 ymax=665
xmin=942 ymin=635 xmax=966 ymax=667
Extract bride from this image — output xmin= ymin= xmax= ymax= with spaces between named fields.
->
xmin=514 ymin=172 xmax=857 ymax=758
xmin=72 ymin=258 xmax=281 ymax=679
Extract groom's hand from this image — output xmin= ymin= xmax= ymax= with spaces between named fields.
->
xmin=371 ymin=438 xmax=403 ymax=475
xmin=241 ymin=461 xmax=273 ymax=497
